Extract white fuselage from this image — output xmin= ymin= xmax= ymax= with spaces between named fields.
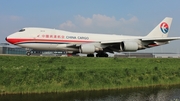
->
xmin=6 ymin=27 xmax=143 ymax=51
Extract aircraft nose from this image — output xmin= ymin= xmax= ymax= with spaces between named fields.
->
xmin=5 ymin=37 xmax=8 ymax=42
xmin=5 ymin=36 xmax=13 ymax=44
xmin=5 ymin=37 xmax=9 ymax=42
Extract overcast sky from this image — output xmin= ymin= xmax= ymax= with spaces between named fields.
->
xmin=1 ymin=0 xmax=180 ymax=53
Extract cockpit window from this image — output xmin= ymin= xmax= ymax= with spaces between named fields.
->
xmin=19 ymin=29 xmax=25 ymax=32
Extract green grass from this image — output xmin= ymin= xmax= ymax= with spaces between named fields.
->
xmin=0 ymin=55 xmax=180 ymax=94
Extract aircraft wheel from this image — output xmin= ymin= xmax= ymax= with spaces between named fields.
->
xmin=87 ymin=54 xmax=94 ymax=57
xmin=104 ymin=53 xmax=108 ymax=57
xmin=96 ymin=53 xmax=103 ymax=57
xmin=26 ymin=52 xmax=31 ymax=56
xmin=96 ymin=53 xmax=108 ymax=57
xmin=96 ymin=54 xmax=100 ymax=57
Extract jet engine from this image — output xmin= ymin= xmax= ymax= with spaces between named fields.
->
xmin=121 ymin=41 xmax=139 ymax=51
xmin=79 ymin=44 xmax=95 ymax=54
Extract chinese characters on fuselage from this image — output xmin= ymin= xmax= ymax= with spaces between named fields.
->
xmin=37 ymin=34 xmax=89 ymax=40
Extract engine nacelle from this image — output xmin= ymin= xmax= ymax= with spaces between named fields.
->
xmin=79 ymin=44 xmax=95 ymax=54
xmin=121 ymin=41 xmax=138 ymax=51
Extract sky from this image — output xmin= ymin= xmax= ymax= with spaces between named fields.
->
xmin=1 ymin=0 xmax=180 ymax=53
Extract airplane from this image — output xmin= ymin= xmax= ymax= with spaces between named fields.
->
xmin=5 ymin=17 xmax=180 ymax=57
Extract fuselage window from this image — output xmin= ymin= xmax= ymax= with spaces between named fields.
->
xmin=19 ymin=29 xmax=25 ymax=32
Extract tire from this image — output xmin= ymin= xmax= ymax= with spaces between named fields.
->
xmin=26 ymin=52 xmax=31 ymax=56
xmin=87 ymin=54 xmax=94 ymax=57
xmin=96 ymin=53 xmax=108 ymax=57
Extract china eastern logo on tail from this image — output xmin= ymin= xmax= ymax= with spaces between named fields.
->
xmin=160 ymin=22 xmax=169 ymax=34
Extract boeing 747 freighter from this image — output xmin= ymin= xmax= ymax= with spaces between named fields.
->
xmin=6 ymin=17 xmax=180 ymax=57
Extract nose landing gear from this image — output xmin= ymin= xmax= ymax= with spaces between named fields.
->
xmin=25 ymin=48 xmax=31 ymax=56
xmin=26 ymin=51 xmax=31 ymax=56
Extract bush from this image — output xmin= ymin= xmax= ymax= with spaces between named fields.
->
xmin=152 ymin=76 xmax=158 ymax=82
xmin=1 ymin=56 xmax=180 ymax=93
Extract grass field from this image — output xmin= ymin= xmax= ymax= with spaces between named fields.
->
xmin=0 ymin=55 xmax=180 ymax=94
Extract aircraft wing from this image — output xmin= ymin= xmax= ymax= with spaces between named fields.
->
xmin=66 ymin=42 xmax=101 ymax=47
xmin=98 ymin=37 xmax=180 ymax=53
xmin=66 ymin=37 xmax=180 ymax=48
xmin=66 ymin=44 xmax=79 ymax=47
xmin=100 ymin=37 xmax=180 ymax=44
xmin=141 ymin=37 xmax=180 ymax=42
xmin=65 ymin=37 xmax=180 ymax=54
xmin=101 ymin=40 xmax=123 ymax=44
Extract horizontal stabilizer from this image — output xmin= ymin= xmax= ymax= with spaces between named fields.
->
xmin=142 ymin=37 xmax=180 ymax=41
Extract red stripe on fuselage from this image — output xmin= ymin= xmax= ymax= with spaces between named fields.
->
xmin=6 ymin=38 xmax=94 ymax=44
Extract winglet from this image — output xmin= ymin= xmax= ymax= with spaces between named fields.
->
xmin=146 ymin=17 xmax=172 ymax=38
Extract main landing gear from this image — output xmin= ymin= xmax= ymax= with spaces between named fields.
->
xmin=96 ymin=52 xmax=108 ymax=57
xmin=87 ymin=52 xmax=109 ymax=57
xmin=87 ymin=54 xmax=94 ymax=57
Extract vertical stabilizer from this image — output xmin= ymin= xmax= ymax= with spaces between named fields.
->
xmin=146 ymin=17 xmax=172 ymax=38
